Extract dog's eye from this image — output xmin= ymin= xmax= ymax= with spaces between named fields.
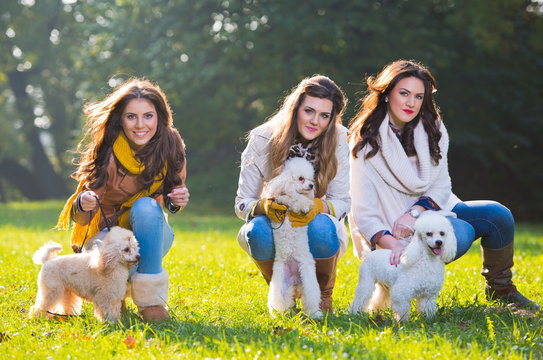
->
xmin=298 ymin=176 xmax=304 ymax=181
xmin=426 ymin=232 xmax=433 ymax=237
xmin=123 ymin=248 xmax=130 ymax=252
xmin=440 ymin=231 xmax=445 ymax=236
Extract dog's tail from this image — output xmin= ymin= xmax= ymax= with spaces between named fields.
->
xmin=32 ymin=242 xmax=63 ymax=265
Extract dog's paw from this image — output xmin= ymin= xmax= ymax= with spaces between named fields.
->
xmin=309 ymin=309 xmax=323 ymax=319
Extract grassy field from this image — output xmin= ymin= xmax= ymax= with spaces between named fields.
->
xmin=0 ymin=201 xmax=541 ymax=359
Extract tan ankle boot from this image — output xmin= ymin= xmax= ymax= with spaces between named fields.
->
xmin=131 ymin=269 xmax=171 ymax=322
xmin=253 ymin=258 xmax=274 ymax=285
xmin=481 ymin=243 xmax=539 ymax=310
xmin=315 ymin=250 xmax=339 ymax=313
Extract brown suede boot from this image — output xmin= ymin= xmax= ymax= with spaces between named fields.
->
xmin=481 ymin=243 xmax=539 ymax=310
xmin=253 ymin=258 xmax=274 ymax=285
xmin=315 ymin=250 xmax=339 ymax=313
xmin=141 ymin=305 xmax=170 ymax=322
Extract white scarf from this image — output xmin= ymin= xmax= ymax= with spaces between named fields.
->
xmin=367 ymin=114 xmax=448 ymax=196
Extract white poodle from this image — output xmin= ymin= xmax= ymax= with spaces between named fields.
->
xmin=349 ymin=212 xmax=457 ymax=321
xmin=29 ymin=226 xmax=140 ymax=322
xmin=263 ymin=157 xmax=322 ymax=319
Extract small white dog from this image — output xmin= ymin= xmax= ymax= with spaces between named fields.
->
xmin=29 ymin=226 xmax=140 ymax=322
xmin=264 ymin=157 xmax=322 ymax=319
xmin=349 ymin=213 xmax=456 ymax=321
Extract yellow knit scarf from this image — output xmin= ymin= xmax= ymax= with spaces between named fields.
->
xmin=57 ymin=132 xmax=166 ymax=251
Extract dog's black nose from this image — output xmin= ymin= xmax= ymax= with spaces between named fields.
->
xmin=309 ymin=183 xmax=314 ymax=189
xmin=435 ymin=240 xmax=442 ymax=247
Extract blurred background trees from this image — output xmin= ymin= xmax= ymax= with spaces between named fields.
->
xmin=1 ymin=0 xmax=542 ymax=220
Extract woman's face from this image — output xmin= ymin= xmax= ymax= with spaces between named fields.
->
xmin=386 ymin=76 xmax=425 ymax=129
xmin=121 ymin=98 xmax=158 ymax=151
xmin=296 ymin=95 xmax=333 ymax=141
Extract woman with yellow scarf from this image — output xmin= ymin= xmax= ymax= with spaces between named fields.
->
xmin=58 ymin=78 xmax=189 ymax=322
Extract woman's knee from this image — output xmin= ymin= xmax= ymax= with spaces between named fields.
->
xmin=245 ymin=216 xmax=274 ymax=261
xmin=130 ymin=197 xmax=163 ymax=221
xmin=449 ymin=217 xmax=475 ymax=261
xmin=308 ymin=214 xmax=339 ymax=258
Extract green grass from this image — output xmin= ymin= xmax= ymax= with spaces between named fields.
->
xmin=0 ymin=201 xmax=541 ymax=359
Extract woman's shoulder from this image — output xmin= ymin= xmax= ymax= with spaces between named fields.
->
xmin=249 ymin=122 xmax=274 ymax=139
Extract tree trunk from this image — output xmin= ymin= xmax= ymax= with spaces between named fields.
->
xmin=7 ymin=70 xmax=68 ymax=199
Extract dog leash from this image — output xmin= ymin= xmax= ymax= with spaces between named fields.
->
xmin=75 ymin=196 xmax=111 ymax=253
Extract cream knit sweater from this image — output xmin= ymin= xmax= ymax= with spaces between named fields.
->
xmin=348 ymin=114 xmax=460 ymax=258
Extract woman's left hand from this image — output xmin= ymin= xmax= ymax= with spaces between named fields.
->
xmin=168 ymin=186 xmax=190 ymax=208
xmin=393 ymin=212 xmax=416 ymax=241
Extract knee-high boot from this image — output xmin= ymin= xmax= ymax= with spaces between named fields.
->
xmin=253 ymin=259 xmax=274 ymax=285
xmin=131 ymin=268 xmax=171 ymax=321
xmin=315 ymin=250 xmax=339 ymax=312
xmin=481 ymin=243 xmax=539 ymax=309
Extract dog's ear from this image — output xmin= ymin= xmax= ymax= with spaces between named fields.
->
xmin=400 ymin=233 xmax=423 ymax=268
xmin=441 ymin=220 xmax=457 ymax=264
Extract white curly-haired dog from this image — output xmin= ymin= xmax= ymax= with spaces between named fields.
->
xmin=349 ymin=212 xmax=457 ymax=321
xmin=263 ymin=157 xmax=322 ymax=319
xmin=29 ymin=226 xmax=140 ymax=322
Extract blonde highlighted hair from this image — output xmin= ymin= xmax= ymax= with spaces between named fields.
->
xmin=266 ymin=75 xmax=347 ymax=198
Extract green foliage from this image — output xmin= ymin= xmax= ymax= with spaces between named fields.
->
xmin=0 ymin=201 xmax=542 ymax=359
xmin=1 ymin=1 xmax=543 ymax=218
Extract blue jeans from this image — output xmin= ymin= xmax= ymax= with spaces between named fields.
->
xmin=245 ymin=214 xmax=340 ymax=261
xmin=449 ymin=200 xmax=514 ymax=261
xmin=86 ymin=197 xmax=174 ymax=275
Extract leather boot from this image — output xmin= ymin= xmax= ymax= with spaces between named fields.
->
xmin=481 ymin=243 xmax=539 ymax=310
xmin=253 ymin=258 xmax=274 ymax=285
xmin=315 ymin=250 xmax=339 ymax=313
xmin=131 ymin=268 xmax=171 ymax=322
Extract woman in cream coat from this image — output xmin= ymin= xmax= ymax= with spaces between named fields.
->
xmin=348 ymin=60 xmax=538 ymax=310
xmin=235 ymin=75 xmax=351 ymax=312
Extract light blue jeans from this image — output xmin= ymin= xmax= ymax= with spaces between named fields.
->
xmin=244 ymin=214 xmax=340 ymax=261
xmin=449 ymin=200 xmax=514 ymax=261
xmin=86 ymin=197 xmax=174 ymax=275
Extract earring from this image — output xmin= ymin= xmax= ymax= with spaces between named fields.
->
xmin=384 ymin=98 xmax=388 ymax=103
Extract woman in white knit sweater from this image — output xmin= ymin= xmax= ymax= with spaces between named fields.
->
xmin=348 ymin=60 xmax=538 ymax=309
xmin=235 ymin=75 xmax=351 ymax=312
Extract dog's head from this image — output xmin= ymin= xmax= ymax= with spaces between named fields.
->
xmin=98 ymin=226 xmax=140 ymax=270
xmin=263 ymin=157 xmax=315 ymax=213
xmin=401 ymin=213 xmax=457 ymax=267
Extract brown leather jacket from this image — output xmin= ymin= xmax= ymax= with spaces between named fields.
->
xmin=71 ymin=153 xmax=186 ymax=229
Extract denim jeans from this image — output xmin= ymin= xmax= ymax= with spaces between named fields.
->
xmin=244 ymin=214 xmax=340 ymax=261
xmin=449 ymin=200 xmax=514 ymax=261
xmin=86 ymin=197 xmax=174 ymax=275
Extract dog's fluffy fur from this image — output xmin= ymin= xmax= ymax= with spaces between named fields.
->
xmin=263 ymin=157 xmax=322 ymax=319
xmin=29 ymin=226 xmax=140 ymax=322
xmin=349 ymin=213 xmax=456 ymax=321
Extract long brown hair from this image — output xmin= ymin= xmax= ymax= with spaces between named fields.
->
xmin=267 ymin=75 xmax=347 ymax=198
xmin=348 ymin=60 xmax=442 ymax=165
xmin=74 ymin=78 xmax=185 ymax=194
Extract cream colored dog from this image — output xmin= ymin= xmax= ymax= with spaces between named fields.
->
xmin=264 ymin=157 xmax=322 ymax=319
xmin=29 ymin=226 xmax=140 ymax=322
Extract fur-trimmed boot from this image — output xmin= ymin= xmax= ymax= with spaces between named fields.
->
xmin=131 ymin=268 xmax=170 ymax=322
xmin=481 ymin=243 xmax=539 ymax=310
xmin=315 ymin=250 xmax=339 ymax=313
xmin=253 ymin=259 xmax=274 ymax=285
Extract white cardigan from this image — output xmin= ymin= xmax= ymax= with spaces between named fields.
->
xmin=235 ymin=121 xmax=351 ymax=255
xmin=348 ymin=115 xmax=460 ymax=259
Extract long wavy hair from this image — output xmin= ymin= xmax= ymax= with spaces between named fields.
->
xmin=73 ymin=78 xmax=185 ymax=195
xmin=267 ymin=75 xmax=347 ymax=198
xmin=348 ymin=60 xmax=442 ymax=165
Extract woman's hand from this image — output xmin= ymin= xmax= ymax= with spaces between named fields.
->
xmin=377 ymin=233 xmax=407 ymax=267
xmin=79 ymin=191 xmax=98 ymax=212
xmin=167 ymin=186 xmax=190 ymax=208
xmin=393 ymin=206 xmax=425 ymax=241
